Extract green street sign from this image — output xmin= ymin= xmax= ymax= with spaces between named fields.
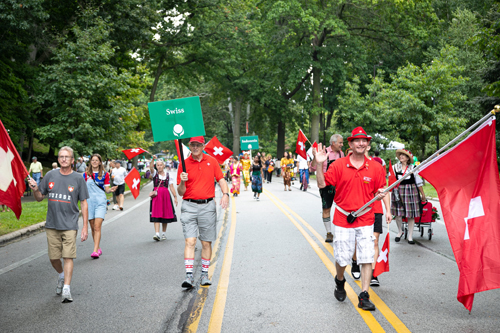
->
xmin=240 ymin=136 xmax=259 ymax=150
xmin=148 ymin=96 xmax=206 ymax=142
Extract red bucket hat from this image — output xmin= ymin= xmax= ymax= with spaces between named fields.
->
xmin=347 ymin=127 xmax=372 ymax=142
xmin=189 ymin=136 xmax=205 ymax=144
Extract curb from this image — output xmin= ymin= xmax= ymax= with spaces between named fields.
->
xmin=0 ymin=180 xmax=152 ymax=246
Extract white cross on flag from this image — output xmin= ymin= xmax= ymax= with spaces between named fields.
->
xmin=124 ymin=167 xmax=141 ymax=199
xmin=419 ymin=117 xmax=500 ymax=311
xmin=373 ymin=232 xmax=390 ymax=278
xmin=0 ymin=120 xmax=29 ymax=219
xmin=205 ymin=136 xmax=233 ymax=164
xmin=295 ymin=129 xmax=308 ymax=160
xmin=122 ymin=148 xmax=147 ymax=160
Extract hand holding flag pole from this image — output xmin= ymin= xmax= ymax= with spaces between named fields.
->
xmin=346 ymin=106 xmax=500 ymax=224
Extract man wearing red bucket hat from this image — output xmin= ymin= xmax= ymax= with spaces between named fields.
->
xmin=314 ymin=126 xmax=389 ymax=311
xmin=177 ymin=136 xmax=230 ymax=288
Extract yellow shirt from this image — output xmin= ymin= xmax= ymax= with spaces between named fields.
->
xmin=29 ymin=161 xmax=43 ymax=173
xmin=241 ymin=159 xmax=251 ymax=171
xmin=281 ymin=158 xmax=294 ymax=171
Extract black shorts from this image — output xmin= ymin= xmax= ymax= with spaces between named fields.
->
xmin=374 ymin=213 xmax=383 ymax=234
xmin=320 ymin=186 xmax=336 ymax=210
xmin=116 ymin=184 xmax=125 ymax=195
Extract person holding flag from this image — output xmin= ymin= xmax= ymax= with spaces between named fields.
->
xmin=314 ymin=127 xmax=388 ymax=311
xmin=391 ymin=149 xmax=426 ymax=244
xmin=177 ymin=137 xmax=229 ymax=288
xmin=310 ymin=134 xmax=344 ymax=243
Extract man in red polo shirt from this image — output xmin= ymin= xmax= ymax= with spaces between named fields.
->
xmin=177 ymin=136 xmax=229 ymax=288
xmin=314 ymin=127 xmax=388 ymax=311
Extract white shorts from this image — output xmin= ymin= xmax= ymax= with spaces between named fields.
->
xmin=333 ymin=225 xmax=375 ymax=267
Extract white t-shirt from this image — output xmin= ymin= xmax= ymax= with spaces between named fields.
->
xmin=112 ymin=167 xmax=128 ymax=185
xmin=298 ymin=155 xmax=310 ymax=169
xmin=152 ymin=169 xmax=174 ymax=185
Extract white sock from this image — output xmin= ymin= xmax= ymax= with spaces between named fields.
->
xmin=63 ymin=285 xmax=70 ymax=291
xmin=156 ymin=232 xmax=160 ymax=236
xmin=59 ymin=272 xmax=64 ymax=279
xmin=323 ymin=217 xmax=332 ymax=233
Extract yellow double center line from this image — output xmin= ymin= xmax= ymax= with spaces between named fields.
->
xmin=264 ymin=189 xmax=410 ymax=333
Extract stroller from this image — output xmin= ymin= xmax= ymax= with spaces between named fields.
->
xmin=402 ymin=201 xmax=436 ymax=240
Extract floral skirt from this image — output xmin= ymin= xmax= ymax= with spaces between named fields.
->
xmin=231 ymin=175 xmax=241 ymax=194
xmin=251 ymin=171 xmax=262 ymax=193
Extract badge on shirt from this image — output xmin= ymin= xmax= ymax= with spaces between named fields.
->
xmin=207 ymin=163 xmax=210 ymax=166
xmin=363 ymin=176 xmax=372 ymax=184
xmin=68 ymin=186 xmax=75 ymax=192
xmin=49 ymin=182 xmax=55 ymax=189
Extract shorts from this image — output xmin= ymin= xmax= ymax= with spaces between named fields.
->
xmin=46 ymin=228 xmax=77 ymax=260
xmin=373 ymin=213 xmax=383 ymax=234
xmin=333 ymin=225 xmax=375 ymax=266
xmin=320 ymin=186 xmax=336 ymax=209
xmin=115 ymin=184 xmax=125 ymax=195
xmin=88 ymin=198 xmax=107 ymax=220
xmin=180 ymin=200 xmax=217 ymax=242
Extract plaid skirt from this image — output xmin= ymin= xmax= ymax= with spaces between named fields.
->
xmin=391 ymin=184 xmax=421 ymax=218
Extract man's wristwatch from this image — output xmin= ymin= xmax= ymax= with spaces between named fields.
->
xmin=223 ymin=193 xmax=229 ymax=197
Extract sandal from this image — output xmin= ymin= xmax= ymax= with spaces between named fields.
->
xmin=91 ymin=252 xmax=100 ymax=259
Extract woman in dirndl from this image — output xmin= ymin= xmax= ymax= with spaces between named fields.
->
xmin=149 ymin=157 xmax=178 ymax=242
xmin=391 ymin=149 xmax=426 ymax=244
xmin=230 ymin=156 xmax=241 ymax=196
xmin=251 ymin=155 xmax=263 ymax=200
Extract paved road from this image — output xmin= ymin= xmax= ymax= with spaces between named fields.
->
xmin=0 ymin=174 xmax=498 ymax=332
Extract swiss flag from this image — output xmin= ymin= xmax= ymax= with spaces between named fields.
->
xmin=124 ymin=167 xmax=141 ymax=199
xmin=0 ymin=120 xmax=28 ymax=219
xmin=295 ymin=129 xmax=308 ymax=160
xmin=122 ymin=148 xmax=147 ymax=160
xmin=388 ymin=159 xmax=397 ymax=189
xmin=175 ymin=140 xmax=191 ymax=162
xmin=205 ymin=136 xmax=233 ymax=164
xmin=419 ymin=118 xmax=500 ymax=312
xmin=373 ymin=233 xmax=390 ymax=277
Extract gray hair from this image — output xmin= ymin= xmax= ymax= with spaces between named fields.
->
xmin=58 ymin=146 xmax=74 ymax=158
xmin=329 ymin=134 xmax=342 ymax=145
xmin=155 ymin=159 xmax=166 ymax=167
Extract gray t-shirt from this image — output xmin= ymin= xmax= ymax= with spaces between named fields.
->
xmin=39 ymin=170 xmax=89 ymax=230
xmin=76 ymin=162 xmax=86 ymax=173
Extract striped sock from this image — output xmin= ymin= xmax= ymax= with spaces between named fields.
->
xmin=185 ymin=258 xmax=194 ymax=275
xmin=201 ymin=258 xmax=210 ymax=274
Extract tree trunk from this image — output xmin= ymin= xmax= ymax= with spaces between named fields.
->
xmin=231 ymin=96 xmax=242 ymax=153
xmin=149 ymin=54 xmax=165 ymax=102
xmin=277 ymin=120 xmax=285 ymax=159
xmin=27 ymin=130 xmax=34 ymax=163
xmin=48 ymin=145 xmax=55 ymax=158
xmin=18 ymin=127 xmax=25 ymax=160
xmin=311 ymin=66 xmax=321 ymax=143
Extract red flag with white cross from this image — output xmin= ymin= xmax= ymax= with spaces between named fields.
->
xmin=122 ymin=148 xmax=148 ymax=160
xmin=373 ymin=232 xmax=390 ymax=277
xmin=124 ymin=167 xmax=141 ymax=199
xmin=295 ymin=129 xmax=308 ymax=160
xmin=419 ymin=117 xmax=500 ymax=312
xmin=0 ymin=119 xmax=29 ymax=219
xmin=204 ymin=136 xmax=233 ymax=164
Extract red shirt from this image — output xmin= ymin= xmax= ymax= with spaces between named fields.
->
xmin=177 ymin=154 xmax=224 ymax=200
xmin=324 ymin=156 xmax=386 ymax=228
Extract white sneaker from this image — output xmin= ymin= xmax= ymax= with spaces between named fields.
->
xmin=112 ymin=204 xmax=119 ymax=210
xmin=62 ymin=288 xmax=73 ymax=303
xmin=153 ymin=234 xmax=160 ymax=241
xmin=161 ymin=234 xmax=166 ymax=240
xmin=56 ymin=277 xmax=64 ymax=295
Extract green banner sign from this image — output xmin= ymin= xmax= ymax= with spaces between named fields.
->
xmin=148 ymin=96 xmax=206 ymax=142
xmin=240 ymin=136 xmax=259 ymax=150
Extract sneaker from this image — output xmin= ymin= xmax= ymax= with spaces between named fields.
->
xmin=153 ymin=234 xmax=160 ymax=242
xmin=112 ymin=205 xmax=119 ymax=210
xmin=358 ymin=291 xmax=375 ymax=311
xmin=161 ymin=234 xmax=167 ymax=240
xmin=325 ymin=232 xmax=333 ymax=243
xmin=351 ymin=259 xmax=361 ymax=280
xmin=62 ymin=288 xmax=73 ymax=303
xmin=370 ymin=276 xmax=380 ymax=287
xmin=200 ymin=273 xmax=212 ymax=286
xmin=334 ymin=276 xmax=347 ymax=302
xmin=56 ymin=277 xmax=64 ymax=295
xmin=182 ymin=274 xmax=194 ymax=289
xmin=119 ymin=207 xmax=123 ymax=211
xmin=91 ymin=252 xmax=100 ymax=259
xmin=256 ymin=197 xmax=260 ymax=201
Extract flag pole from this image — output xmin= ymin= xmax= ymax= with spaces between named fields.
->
xmin=346 ymin=106 xmax=500 ymax=223
xmin=178 ymin=139 xmax=186 ymax=171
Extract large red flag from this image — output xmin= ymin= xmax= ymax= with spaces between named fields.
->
xmin=0 ymin=120 xmax=28 ymax=219
xmin=205 ymin=136 xmax=233 ymax=164
xmin=419 ymin=118 xmax=500 ymax=311
xmin=124 ymin=167 xmax=141 ymax=199
xmin=122 ymin=148 xmax=147 ymax=160
xmin=373 ymin=232 xmax=390 ymax=277
xmin=388 ymin=159 xmax=397 ymax=190
xmin=295 ymin=129 xmax=308 ymax=160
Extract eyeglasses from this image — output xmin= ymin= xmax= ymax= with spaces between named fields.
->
xmin=189 ymin=143 xmax=203 ymax=148
xmin=58 ymin=156 xmax=72 ymax=160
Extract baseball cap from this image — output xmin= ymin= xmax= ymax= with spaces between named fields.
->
xmin=189 ymin=136 xmax=205 ymax=144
